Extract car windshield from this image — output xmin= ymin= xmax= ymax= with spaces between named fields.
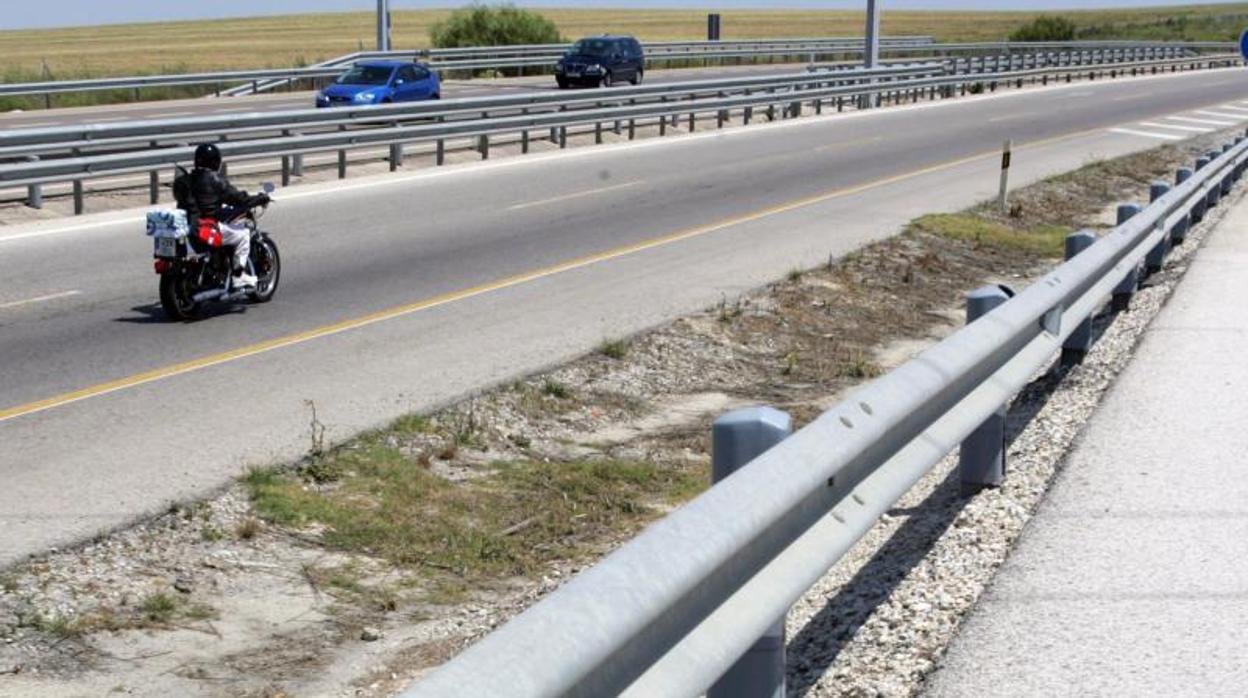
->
xmin=336 ymin=66 xmax=393 ymax=86
xmin=570 ymin=39 xmax=613 ymax=56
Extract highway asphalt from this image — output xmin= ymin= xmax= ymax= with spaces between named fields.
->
xmin=0 ymin=63 xmax=839 ymax=130
xmin=2 ymin=68 xmax=1248 ymax=566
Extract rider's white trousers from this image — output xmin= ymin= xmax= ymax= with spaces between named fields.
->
xmin=220 ymin=221 xmax=250 ymax=271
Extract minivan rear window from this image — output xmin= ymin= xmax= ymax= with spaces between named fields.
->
xmin=571 ymin=39 xmax=613 ymax=56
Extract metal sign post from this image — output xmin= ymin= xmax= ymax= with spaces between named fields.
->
xmin=865 ymin=0 xmax=881 ymax=69
xmin=377 ymin=0 xmax=392 ymax=52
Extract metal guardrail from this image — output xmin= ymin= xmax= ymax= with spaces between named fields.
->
xmin=0 ymin=64 xmax=945 ymax=155
xmin=0 ymin=40 xmax=1231 ymax=104
xmin=1 ymin=52 xmax=1239 ymax=214
xmin=400 ymin=131 xmax=1248 ymax=698
xmin=0 ymin=36 xmax=934 ymax=102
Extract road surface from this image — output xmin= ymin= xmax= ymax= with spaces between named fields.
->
xmin=3 ymin=67 xmax=1248 ymax=566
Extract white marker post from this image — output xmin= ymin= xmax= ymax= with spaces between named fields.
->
xmin=999 ymin=139 xmax=1013 ymax=215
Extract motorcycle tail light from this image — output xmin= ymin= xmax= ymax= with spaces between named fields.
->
xmin=154 ymin=259 xmax=171 ymax=274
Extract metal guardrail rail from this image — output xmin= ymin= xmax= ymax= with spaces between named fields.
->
xmin=399 ymin=131 xmax=1248 ymax=698
xmin=1 ymin=52 xmax=1239 ymax=213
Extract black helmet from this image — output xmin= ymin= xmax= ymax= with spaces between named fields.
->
xmin=194 ymin=143 xmax=222 ymax=171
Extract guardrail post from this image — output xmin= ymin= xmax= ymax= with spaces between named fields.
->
xmin=706 ymin=406 xmax=792 ymax=698
xmin=1112 ymin=203 xmax=1143 ymax=311
xmin=389 ymin=142 xmax=403 ymax=171
xmin=281 ymin=155 xmax=291 ymax=187
xmin=1172 ymin=167 xmax=1194 ymax=245
xmin=559 ymin=126 xmax=568 ymax=149
xmin=1207 ymin=150 xmax=1223 ymax=208
xmin=72 ymin=180 xmax=85 ymax=215
xmin=1061 ymin=231 xmax=1098 ymax=366
xmin=959 ymin=286 xmax=1011 ymax=493
xmin=1192 ymin=158 xmax=1210 ymax=224
xmin=24 ymin=156 xmax=42 ymax=209
xmin=149 ymin=169 xmax=160 ymax=205
xmin=479 ymin=134 xmax=490 ymax=160
xmin=1146 ymin=182 xmax=1171 ymax=274
xmin=1221 ymin=144 xmax=1236 ymax=196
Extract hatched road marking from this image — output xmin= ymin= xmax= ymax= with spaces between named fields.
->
xmin=1108 ymin=127 xmax=1184 ymax=141
xmin=1138 ymin=122 xmax=1212 ymax=133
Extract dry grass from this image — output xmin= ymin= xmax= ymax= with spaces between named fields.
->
xmin=1 ymin=4 xmax=1244 ymax=78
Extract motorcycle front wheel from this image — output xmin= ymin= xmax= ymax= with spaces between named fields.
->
xmin=159 ymin=271 xmax=199 ymax=321
xmin=248 ymin=234 xmax=281 ymax=303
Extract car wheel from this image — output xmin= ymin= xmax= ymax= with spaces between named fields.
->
xmin=556 ymin=76 xmax=569 ymax=89
xmin=601 ymin=71 xmax=613 ymax=88
xmin=630 ymin=69 xmax=643 ymax=86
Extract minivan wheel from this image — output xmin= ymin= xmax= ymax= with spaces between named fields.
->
xmin=630 ymin=69 xmax=643 ymax=86
xmin=601 ymin=71 xmax=613 ymax=88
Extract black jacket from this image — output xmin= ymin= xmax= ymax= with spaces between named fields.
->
xmin=174 ymin=168 xmax=250 ymax=222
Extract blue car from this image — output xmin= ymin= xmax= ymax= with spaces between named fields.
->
xmin=316 ymin=61 xmax=441 ymax=108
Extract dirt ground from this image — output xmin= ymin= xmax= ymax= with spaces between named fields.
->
xmin=0 ymin=130 xmax=1236 ymax=697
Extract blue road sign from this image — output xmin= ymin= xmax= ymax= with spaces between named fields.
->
xmin=1241 ymin=29 xmax=1248 ymax=60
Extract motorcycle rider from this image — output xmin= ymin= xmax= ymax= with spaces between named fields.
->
xmin=173 ymin=143 xmax=269 ymax=289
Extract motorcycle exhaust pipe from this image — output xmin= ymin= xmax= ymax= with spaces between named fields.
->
xmin=192 ymin=289 xmax=226 ymax=303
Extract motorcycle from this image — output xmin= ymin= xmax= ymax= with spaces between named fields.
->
xmin=147 ymin=183 xmax=281 ymax=321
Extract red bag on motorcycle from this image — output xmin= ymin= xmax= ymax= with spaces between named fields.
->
xmin=196 ymin=217 xmax=223 ymax=247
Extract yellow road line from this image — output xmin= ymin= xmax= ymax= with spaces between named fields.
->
xmin=0 ymin=127 xmax=1096 ymax=425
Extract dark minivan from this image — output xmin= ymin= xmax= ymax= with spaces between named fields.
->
xmin=556 ymin=35 xmax=644 ymax=89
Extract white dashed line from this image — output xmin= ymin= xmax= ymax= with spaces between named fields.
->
xmin=507 ymin=180 xmax=644 ymax=210
xmin=0 ymin=290 xmax=82 ymax=310
xmin=1109 ymin=127 xmax=1184 ymax=141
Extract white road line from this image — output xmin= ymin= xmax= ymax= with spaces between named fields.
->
xmin=1167 ymin=115 xmax=1236 ymax=127
xmin=1139 ymin=121 xmax=1212 ymax=133
xmin=153 ymin=111 xmax=196 ymax=117
xmin=0 ymin=290 xmax=82 ymax=310
xmin=1219 ymin=105 xmax=1248 ymax=113
xmin=95 ymin=117 xmax=129 ymax=123
xmin=1108 ymin=127 xmax=1184 ymax=141
xmin=1112 ymin=92 xmax=1156 ymax=102
xmin=507 ymin=180 xmax=643 ymax=210
xmin=1193 ymin=110 xmax=1245 ymax=121
xmin=5 ymin=120 xmax=62 ymax=128
xmin=987 ymin=114 xmax=1027 ymax=123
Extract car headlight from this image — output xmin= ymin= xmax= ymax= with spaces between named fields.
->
xmin=586 ymin=64 xmax=602 ymax=73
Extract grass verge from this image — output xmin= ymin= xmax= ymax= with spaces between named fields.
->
xmin=246 ymin=439 xmax=704 ymax=600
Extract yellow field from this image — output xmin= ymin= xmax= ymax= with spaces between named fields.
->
xmin=1 ymin=4 xmax=1245 ymax=78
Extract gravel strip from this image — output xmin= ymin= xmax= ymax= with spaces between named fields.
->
xmin=783 ymin=182 xmax=1245 ymax=696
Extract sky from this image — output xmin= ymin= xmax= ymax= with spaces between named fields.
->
xmin=3 ymin=0 xmax=1245 ymax=30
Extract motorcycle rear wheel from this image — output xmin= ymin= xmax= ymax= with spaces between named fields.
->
xmin=159 ymin=272 xmax=199 ymax=320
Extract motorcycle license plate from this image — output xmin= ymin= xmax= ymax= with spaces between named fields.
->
xmin=155 ymin=237 xmax=179 ymax=258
